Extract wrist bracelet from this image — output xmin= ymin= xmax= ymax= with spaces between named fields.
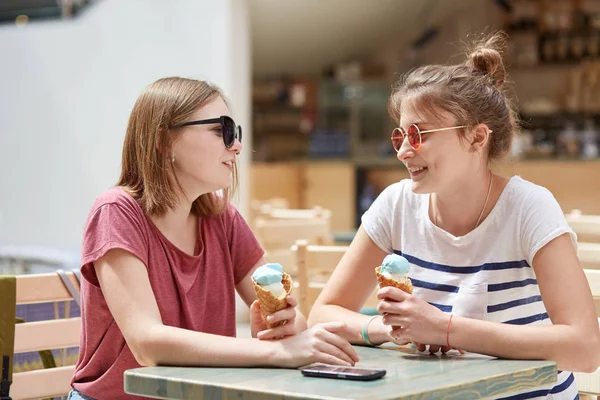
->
xmin=362 ymin=315 xmax=380 ymax=346
xmin=446 ymin=314 xmax=453 ymax=348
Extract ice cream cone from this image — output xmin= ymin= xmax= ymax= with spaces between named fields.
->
xmin=375 ymin=266 xmax=413 ymax=294
xmin=252 ymin=272 xmax=293 ymax=328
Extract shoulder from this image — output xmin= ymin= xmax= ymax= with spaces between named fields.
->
xmin=91 ymin=186 xmax=138 ymax=208
xmin=86 ymin=187 xmax=144 ymax=221
xmin=503 ymin=176 xmax=558 ymax=207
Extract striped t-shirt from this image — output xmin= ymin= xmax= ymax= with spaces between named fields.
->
xmin=362 ymin=176 xmax=578 ymax=400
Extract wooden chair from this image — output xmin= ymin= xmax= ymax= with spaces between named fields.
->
xmin=576 ymin=268 xmax=600 ymax=399
xmin=257 ymin=205 xmax=332 ymax=221
xmin=254 ymin=218 xmax=334 ymax=277
xmin=292 ymin=241 xmax=378 ymax=317
xmin=579 ymin=242 xmax=600 ymax=270
xmin=8 ymin=272 xmax=81 ymax=399
xmin=566 ymin=210 xmax=600 ymax=242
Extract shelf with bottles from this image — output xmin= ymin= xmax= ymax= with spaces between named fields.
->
xmin=505 ymin=0 xmax=600 ymax=68
xmin=252 ymin=77 xmax=317 ymax=137
xmin=515 ymin=112 xmax=600 ymax=160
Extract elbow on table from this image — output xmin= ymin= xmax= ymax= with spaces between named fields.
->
xmin=128 ymin=332 xmax=163 ymax=367
xmin=569 ymin=330 xmax=600 ymax=373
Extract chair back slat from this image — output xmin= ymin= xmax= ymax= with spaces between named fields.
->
xmin=254 ymin=218 xmax=332 ymax=248
xmin=566 ymin=210 xmax=600 ymax=239
xmin=11 ymin=365 xmax=75 ymax=399
xmin=579 ymin=242 xmax=600 ymax=269
xmin=14 ymin=318 xmax=81 ymax=354
xmin=16 ymin=272 xmax=80 ymax=304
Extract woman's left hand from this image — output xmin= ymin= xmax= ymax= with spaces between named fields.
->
xmin=377 ymin=286 xmax=449 ymax=347
xmin=251 ymin=295 xmax=301 ymax=340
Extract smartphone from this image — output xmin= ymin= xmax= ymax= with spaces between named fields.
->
xmin=300 ymin=364 xmax=386 ymax=381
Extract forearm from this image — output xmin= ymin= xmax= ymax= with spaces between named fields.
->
xmin=309 ymin=304 xmax=389 ymax=345
xmin=134 ymin=324 xmax=278 ymax=367
xmin=294 ymin=310 xmax=308 ymax=332
xmin=451 ymin=316 xmax=600 ymax=372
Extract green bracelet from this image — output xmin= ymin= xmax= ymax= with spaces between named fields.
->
xmin=361 ymin=315 xmax=380 ymax=346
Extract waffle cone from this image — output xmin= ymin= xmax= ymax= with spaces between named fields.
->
xmin=252 ymin=272 xmax=293 ymax=328
xmin=375 ymin=266 xmax=413 ymax=294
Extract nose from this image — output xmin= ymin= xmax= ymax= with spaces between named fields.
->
xmin=229 ymin=137 xmax=242 ymax=154
xmin=397 ymin=136 xmax=415 ymax=162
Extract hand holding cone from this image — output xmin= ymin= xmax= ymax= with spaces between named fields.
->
xmin=376 ymin=254 xmax=413 ymax=294
xmin=252 ymin=263 xmax=293 ymax=328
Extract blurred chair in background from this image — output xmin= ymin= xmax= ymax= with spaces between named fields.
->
xmin=292 ymin=240 xmax=378 ymax=317
xmin=576 ymin=267 xmax=600 ymax=400
xmin=566 ymin=209 xmax=600 ymax=243
xmin=253 ymin=210 xmax=333 ymax=277
xmin=565 ymin=210 xmax=600 ymax=270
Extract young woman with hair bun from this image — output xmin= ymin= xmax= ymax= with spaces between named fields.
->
xmin=309 ymin=33 xmax=599 ymax=399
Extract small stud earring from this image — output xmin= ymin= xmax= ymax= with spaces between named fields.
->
xmin=171 ymin=152 xmax=176 ymax=163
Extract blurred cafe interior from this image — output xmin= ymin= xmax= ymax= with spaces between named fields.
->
xmin=1 ymin=0 xmax=600 ymax=398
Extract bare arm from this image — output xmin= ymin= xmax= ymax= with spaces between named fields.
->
xmin=308 ymin=226 xmax=392 ymax=345
xmin=95 ymin=249 xmax=359 ymax=368
xmin=381 ymin=234 xmax=600 ymax=372
xmin=449 ymin=234 xmax=600 ymax=372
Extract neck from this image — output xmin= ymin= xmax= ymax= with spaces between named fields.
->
xmin=431 ymin=168 xmax=494 ymax=236
xmin=150 ymin=191 xmax=197 ymax=234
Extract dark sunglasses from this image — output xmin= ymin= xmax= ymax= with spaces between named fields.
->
xmin=176 ymin=115 xmax=242 ymax=148
xmin=391 ymin=124 xmax=466 ymax=151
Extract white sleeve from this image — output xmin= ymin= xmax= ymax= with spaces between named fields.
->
xmin=361 ymin=182 xmax=403 ymax=254
xmin=520 ymin=186 xmax=577 ymax=266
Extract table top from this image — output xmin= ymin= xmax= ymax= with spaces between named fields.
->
xmin=124 ymin=345 xmax=557 ymax=400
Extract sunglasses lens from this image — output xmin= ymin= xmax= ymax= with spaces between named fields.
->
xmin=391 ymin=128 xmax=404 ymax=151
xmin=237 ymin=125 xmax=242 ymax=144
xmin=222 ymin=117 xmax=235 ymax=148
xmin=407 ymin=125 xmax=421 ymax=149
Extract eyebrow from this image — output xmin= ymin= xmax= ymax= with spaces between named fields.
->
xmin=401 ymin=120 xmax=426 ymax=127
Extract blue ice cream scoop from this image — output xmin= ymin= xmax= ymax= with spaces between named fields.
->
xmin=380 ymin=254 xmax=409 ymax=276
xmin=252 ymin=263 xmax=283 ymax=285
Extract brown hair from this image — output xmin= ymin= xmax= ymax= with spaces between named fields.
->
xmin=117 ymin=77 xmax=238 ymax=217
xmin=388 ymin=32 xmax=519 ymax=161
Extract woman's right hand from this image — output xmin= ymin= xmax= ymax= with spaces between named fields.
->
xmin=272 ymin=321 xmax=361 ymax=368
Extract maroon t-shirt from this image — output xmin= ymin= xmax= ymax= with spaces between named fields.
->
xmin=72 ymin=187 xmax=264 ymax=399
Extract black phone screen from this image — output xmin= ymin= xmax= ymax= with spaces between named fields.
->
xmin=300 ymin=364 xmax=386 ymax=381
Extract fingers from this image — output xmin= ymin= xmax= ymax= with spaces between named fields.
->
xmin=414 ymin=342 xmax=427 ymax=352
xmin=314 ymin=352 xmax=355 ymax=366
xmin=266 ymin=306 xmax=296 ymax=326
xmin=314 ymin=339 xmax=356 ymax=366
xmin=257 ymin=322 xmax=296 ymax=340
xmin=249 ymin=300 xmax=264 ymax=325
xmin=428 ymin=345 xmax=441 ymax=354
xmin=377 ymin=299 xmax=407 ymax=316
xmin=390 ymin=327 xmax=410 ymax=345
xmin=319 ymin=321 xmax=362 ymax=342
xmin=286 ymin=295 xmax=298 ymax=308
xmin=317 ymin=327 xmax=360 ymax=363
xmin=381 ymin=313 xmax=406 ymax=327
xmin=377 ymin=287 xmax=410 ymax=302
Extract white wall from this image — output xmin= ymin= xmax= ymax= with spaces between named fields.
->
xmin=0 ymin=0 xmax=250 ymax=250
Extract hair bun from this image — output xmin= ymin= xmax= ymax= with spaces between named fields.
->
xmin=465 ymin=32 xmax=507 ymax=89
xmin=469 ymin=48 xmax=505 ymax=89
